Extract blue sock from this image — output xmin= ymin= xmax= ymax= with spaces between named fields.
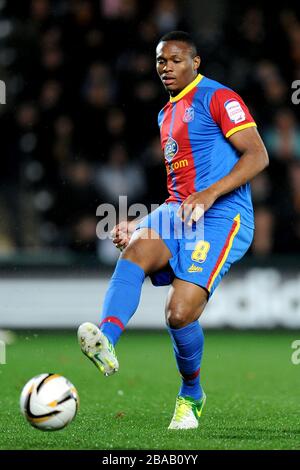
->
xmin=168 ymin=321 xmax=204 ymax=401
xmin=100 ymin=259 xmax=145 ymax=346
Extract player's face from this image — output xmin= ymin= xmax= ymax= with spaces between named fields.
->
xmin=156 ymin=41 xmax=200 ymax=96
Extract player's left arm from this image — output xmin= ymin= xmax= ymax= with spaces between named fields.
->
xmin=179 ymin=87 xmax=269 ymax=224
xmin=179 ymin=126 xmax=269 ymax=224
xmin=210 ymin=125 xmax=269 ymax=198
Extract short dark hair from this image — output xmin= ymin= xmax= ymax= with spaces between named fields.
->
xmin=158 ymin=31 xmax=197 ymax=57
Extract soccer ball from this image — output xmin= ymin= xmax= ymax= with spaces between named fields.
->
xmin=20 ymin=373 xmax=79 ymax=431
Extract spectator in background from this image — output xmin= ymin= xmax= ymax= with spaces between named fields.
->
xmin=288 ymin=161 xmax=300 ymax=216
xmin=39 ymin=79 xmax=63 ymax=118
xmin=251 ymin=206 xmax=275 ymax=257
xmin=0 ymin=102 xmax=41 ymax=249
xmin=69 ymin=214 xmax=98 ymax=254
xmin=76 ymin=62 xmax=113 ymax=159
xmin=264 ymin=108 xmax=300 ymax=161
xmin=154 ymin=0 xmax=182 ymax=34
xmin=250 ymin=171 xmax=273 ymax=206
xmin=279 ymin=9 xmax=300 ymax=79
xmin=30 ymin=0 xmax=51 ymax=26
xmin=290 ymin=215 xmax=300 ymax=252
xmin=104 ymin=108 xmax=127 ymax=147
xmin=95 ymin=143 xmax=146 ymax=207
xmin=49 ymin=159 xmax=100 ymax=249
xmin=137 ymin=18 xmax=159 ymax=51
xmin=237 ymin=7 xmax=267 ymax=62
xmin=141 ymin=136 xmax=168 ymax=208
xmin=101 ymin=0 xmax=140 ymax=58
xmin=52 ymin=115 xmax=75 ymax=165
xmin=271 ymin=161 xmax=300 ymax=254
xmin=254 ymin=61 xmax=288 ymax=123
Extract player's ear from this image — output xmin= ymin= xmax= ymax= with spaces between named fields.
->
xmin=193 ymin=55 xmax=201 ymax=71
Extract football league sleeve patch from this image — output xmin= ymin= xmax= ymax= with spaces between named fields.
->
xmin=209 ymin=88 xmax=257 ymax=138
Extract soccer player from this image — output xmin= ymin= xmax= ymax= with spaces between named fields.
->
xmin=78 ymin=31 xmax=269 ymax=430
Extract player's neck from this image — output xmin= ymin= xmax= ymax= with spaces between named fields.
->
xmin=169 ymin=73 xmax=200 ymax=97
xmin=169 ymin=74 xmax=203 ymax=103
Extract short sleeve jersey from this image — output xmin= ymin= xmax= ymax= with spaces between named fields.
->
xmin=158 ymin=74 xmax=257 ymax=228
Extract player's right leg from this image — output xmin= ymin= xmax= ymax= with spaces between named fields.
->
xmin=165 ymin=279 xmax=208 ymax=429
xmin=78 ymin=227 xmax=172 ymax=376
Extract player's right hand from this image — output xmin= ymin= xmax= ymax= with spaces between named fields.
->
xmin=110 ymin=221 xmax=134 ymax=250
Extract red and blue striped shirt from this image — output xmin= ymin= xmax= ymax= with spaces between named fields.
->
xmin=158 ymin=74 xmax=257 ymax=228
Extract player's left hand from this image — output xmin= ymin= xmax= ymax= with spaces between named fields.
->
xmin=177 ymin=188 xmax=217 ymax=226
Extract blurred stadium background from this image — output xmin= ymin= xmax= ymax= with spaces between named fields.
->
xmin=0 ymin=0 xmax=300 ymax=330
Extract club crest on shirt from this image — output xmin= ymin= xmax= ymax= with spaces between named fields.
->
xmin=164 ymin=136 xmax=178 ymax=162
xmin=183 ymin=106 xmax=194 ymax=123
xmin=224 ymin=99 xmax=246 ymax=124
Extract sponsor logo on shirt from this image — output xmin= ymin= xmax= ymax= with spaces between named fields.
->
xmin=224 ymin=99 xmax=246 ymax=124
xmin=166 ymin=158 xmax=189 ymax=174
xmin=183 ymin=106 xmax=195 ymax=123
xmin=164 ymin=136 xmax=178 ymax=162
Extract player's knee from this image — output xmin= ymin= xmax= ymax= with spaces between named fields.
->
xmin=121 ymin=242 xmax=149 ymax=272
xmin=165 ymin=301 xmax=195 ymax=329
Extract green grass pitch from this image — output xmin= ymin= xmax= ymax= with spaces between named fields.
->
xmin=1 ymin=329 xmax=300 ymax=450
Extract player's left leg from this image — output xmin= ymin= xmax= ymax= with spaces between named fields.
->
xmin=166 ymin=279 xmax=208 ymax=430
xmin=166 ymin=214 xmax=254 ymax=429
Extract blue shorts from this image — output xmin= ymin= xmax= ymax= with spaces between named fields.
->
xmin=136 ymin=202 xmax=254 ymax=297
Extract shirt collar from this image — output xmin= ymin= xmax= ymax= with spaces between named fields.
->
xmin=169 ymin=74 xmax=203 ymax=103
